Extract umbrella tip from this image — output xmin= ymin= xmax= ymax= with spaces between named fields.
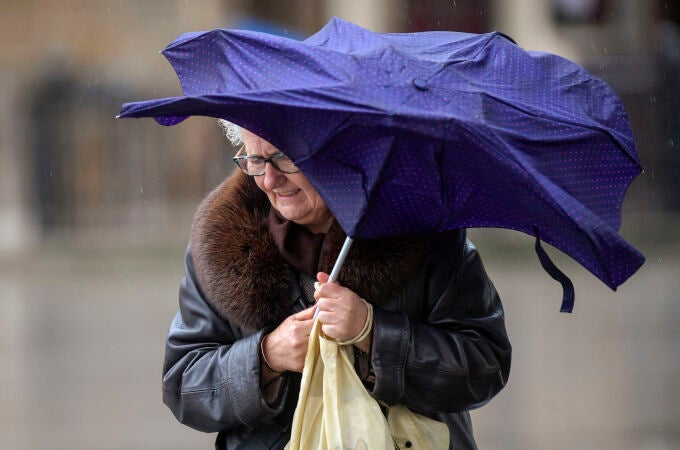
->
xmin=114 ymin=114 xmax=120 ymax=119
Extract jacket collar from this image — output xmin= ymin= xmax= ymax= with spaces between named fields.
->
xmin=190 ymin=171 xmax=427 ymax=331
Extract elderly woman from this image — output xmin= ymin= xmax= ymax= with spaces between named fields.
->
xmin=162 ymin=122 xmax=511 ymax=449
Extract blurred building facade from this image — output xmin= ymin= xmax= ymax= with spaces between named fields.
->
xmin=1 ymin=0 xmax=677 ymax=252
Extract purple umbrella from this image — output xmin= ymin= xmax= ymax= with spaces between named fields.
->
xmin=118 ymin=17 xmax=645 ymax=311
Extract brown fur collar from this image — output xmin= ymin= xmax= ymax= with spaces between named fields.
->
xmin=190 ymin=171 xmax=427 ymax=331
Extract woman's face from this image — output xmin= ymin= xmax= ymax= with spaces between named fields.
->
xmin=242 ymin=129 xmax=334 ymax=234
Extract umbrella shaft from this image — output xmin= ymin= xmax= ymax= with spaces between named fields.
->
xmin=329 ymin=237 xmax=354 ymax=283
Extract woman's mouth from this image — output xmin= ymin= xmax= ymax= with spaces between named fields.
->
xmin=275 ymin=189 xmax=301 ymax=198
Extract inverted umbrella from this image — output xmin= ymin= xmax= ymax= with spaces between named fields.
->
xmin=118 ymin=17 xmax=645 ymax=311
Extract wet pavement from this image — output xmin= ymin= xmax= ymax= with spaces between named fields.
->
xmin=0 ymin=231 xmax=678 ymax=449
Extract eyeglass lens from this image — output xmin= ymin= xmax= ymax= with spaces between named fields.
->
xmin=235 ymin=154 xmax=298 ymax=175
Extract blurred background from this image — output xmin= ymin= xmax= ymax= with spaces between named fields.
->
xmin=0 ymin=0 xmax=678 ymax=449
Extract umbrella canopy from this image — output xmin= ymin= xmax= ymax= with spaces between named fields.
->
xmin=119 ymin=17 xmax=645 ymax=310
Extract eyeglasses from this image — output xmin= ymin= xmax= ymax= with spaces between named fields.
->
xmin=232 ymin=146 xmax=300 ymax=176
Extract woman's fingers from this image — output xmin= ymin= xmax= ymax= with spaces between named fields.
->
xmin=315 ymin=296 xmax=368 ymax=342
xmin=314 ymin=272 xmax=371 ymax=342
xmin=293 ymin=304 xmax=317 ymax=322
xmin=313 ymin=280 xmax=345 ymax=301
xmin=264 ymin=306 xmax=316 ymax=373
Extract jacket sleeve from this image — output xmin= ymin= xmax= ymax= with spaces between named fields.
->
xmin=369 ymin=230 xmax=511 ymax=413
xmin=161 ymin=248 xmax=290 ymax=432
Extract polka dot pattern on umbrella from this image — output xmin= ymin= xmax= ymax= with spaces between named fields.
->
xmin=118 ymin=17 xmax=644 ymax=291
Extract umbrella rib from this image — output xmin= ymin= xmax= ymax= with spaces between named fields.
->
xmin=478 ymin=92 xmax=640 ymax=167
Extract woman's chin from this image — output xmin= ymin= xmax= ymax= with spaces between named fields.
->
xmin=276 ymin=206 xmax=305 ymax=223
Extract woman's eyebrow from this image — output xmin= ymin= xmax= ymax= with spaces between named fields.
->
xmin=245 ymin=148 xmax=283 ymax=158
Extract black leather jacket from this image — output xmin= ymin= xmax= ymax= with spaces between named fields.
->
xmin=162 ymin=174 xmax=511 ymax=449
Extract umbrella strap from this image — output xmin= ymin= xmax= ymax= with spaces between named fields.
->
xmin=533 ymin=227 xmax=575 ymax=313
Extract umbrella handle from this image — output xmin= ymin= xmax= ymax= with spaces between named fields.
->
xmin=328 ymin=237 xmax=353 ymax=283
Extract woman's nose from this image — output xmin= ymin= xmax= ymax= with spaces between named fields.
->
xmin=262 ymin=161 xmax=285 ymax=190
